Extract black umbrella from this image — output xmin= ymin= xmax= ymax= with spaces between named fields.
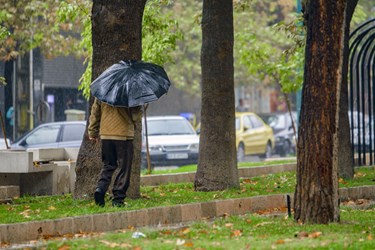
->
xmin=90 ymin=60 xmax=171 ymax=174
xmin=90 ymin=60 xmax=171 ymax=107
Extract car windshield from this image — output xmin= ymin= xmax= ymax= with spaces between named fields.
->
xmin=269 ymin=115 xmax=286 ymax=129
xmin=147 ymin=119 xmax=196 ymax=136
xmin=25 ymin=125 xmax=60 ymax=145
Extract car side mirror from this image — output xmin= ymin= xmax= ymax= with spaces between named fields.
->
xmin=243 ymin=125 xmax=250 ymax=131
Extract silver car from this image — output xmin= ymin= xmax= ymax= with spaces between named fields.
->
xmin=0 ymin=138 xmax=11 ymax=149
xmin=142 ymin=116 xmax=199 ymax=168
xmin=11 ymin=121 xmax=86 ymax=150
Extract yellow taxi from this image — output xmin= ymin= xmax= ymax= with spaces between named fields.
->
xmin=236 ymin=112 xmax=274 ymax=161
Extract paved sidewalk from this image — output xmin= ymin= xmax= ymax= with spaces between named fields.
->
xmin=1 ymin=185 xmax=374 ymax=245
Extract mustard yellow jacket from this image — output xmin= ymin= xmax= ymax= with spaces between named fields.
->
xmin=88 ymin=98 xmax=143 ymax=140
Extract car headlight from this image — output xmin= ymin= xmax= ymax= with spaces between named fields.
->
xmin=149 ymin=145 xmax=163 ymax=151
xmin=275 ymin=136 xmax=282 ymax=142
xmin=189 ymin=143 xmax=199 ymax=151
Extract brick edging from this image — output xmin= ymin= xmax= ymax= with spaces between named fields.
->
xmin=1 ymin=185 xmax=374 ymax=244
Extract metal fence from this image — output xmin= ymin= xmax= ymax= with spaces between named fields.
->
xmin=349 ymin=18 xmax=375 ymax=166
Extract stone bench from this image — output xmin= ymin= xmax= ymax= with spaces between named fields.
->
xmin=0 ymin=148 xmax=79 ymax=196
xmin=0 ymin=185 xmax=20 ymax=203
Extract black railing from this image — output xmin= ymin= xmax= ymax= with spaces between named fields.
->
xmin=349 ymin=18 xmax=375 ymax=166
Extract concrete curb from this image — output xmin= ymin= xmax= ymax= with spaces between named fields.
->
xmin=1 ymin=185 xmax=374 ymax=245
xmin=140 ymin=163 xmax=297 ymax=186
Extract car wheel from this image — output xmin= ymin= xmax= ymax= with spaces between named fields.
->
xmin=263 ymin=142 xmax=272 ymax=159
xmin=280 ymin=140 xmax=291 ymax=157
xmin=237 ymin=143 xmax=245 ymax=162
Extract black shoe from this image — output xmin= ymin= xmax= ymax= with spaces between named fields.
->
xmin=112 ymin=200 xmax=125 ymax=207
xmin=94 ymin=188 xmax=105 ymax=207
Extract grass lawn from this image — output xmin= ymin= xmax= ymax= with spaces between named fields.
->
xmin=0 ymin=166 xmax=374 ymax=225
xmin=37 ymin=204 xmax=375 ymax=249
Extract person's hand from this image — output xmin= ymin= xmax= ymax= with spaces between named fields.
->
xmin=89 ymin=136 xmax=99 ymax=143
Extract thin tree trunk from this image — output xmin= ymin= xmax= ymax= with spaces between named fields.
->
xmin=74 ymin=0 xmax=147 ymax=199
xmin=294 ymin=0 xmax=347 ymax=224
xmin=194 ymin=0 xmax=239 ymax=191
xmin=337 ymin=0 xmax=358 ymax=180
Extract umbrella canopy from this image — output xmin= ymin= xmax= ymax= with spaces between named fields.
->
xmin=90 ymin=60 xmax=171 ymax=107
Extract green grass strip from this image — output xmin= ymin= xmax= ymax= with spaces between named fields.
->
xmin=43 ymin=205 xmax=375 ymax=250
xmin=0 ymin=166 xmax=373 ymax=225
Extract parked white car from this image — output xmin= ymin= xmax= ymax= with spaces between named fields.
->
xmin=10 ymin=121 xmax=86 ymax=150
xmin=142 ymin=116 xmax=200 ymax=168
xmin=0 ymin=138 xmax=11 ymax=149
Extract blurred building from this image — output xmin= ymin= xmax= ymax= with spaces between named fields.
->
xmin=0 ymin=50 xmax=88 ymax=141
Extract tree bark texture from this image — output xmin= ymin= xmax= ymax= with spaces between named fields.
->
xmin=337 ymin=0 xmax=358 ymax=179
xmin=74 ymin=0 xmax=147 ymax=199
xmin=294 ymin=0 xmax=347 ymax=224
xmin=194 ymin=0 xmax=239 ymax=191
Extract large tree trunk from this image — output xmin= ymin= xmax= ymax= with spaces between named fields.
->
xmin=194 ymin=0 xmax=239 ymax=191
xmin=294 ymin=0 xmax=347 ymax=224
xmin=337 ymin=0 xmax=358 ymax=180
xmin=74 ymin=0 xmax=147 ymax=199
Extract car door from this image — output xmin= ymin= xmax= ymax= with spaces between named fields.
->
xmin=242 ymin=115 xmax=257 ymax=154
xmin=58 ymin=123 xmax=86 ymax=148
xmin=23 ymin=124 xmax=61 ymax=149
xmin=248 ymin=115 xmax=268 ymax=154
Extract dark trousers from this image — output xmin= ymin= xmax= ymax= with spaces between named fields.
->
xmin=96 ymin=139 xmax=133 ymax=202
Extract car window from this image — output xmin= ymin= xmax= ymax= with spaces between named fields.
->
xmin=270 ymin=115 xmax=286 ymax=129
xmin=62 ymin=124 xmax=85 ymax=142
xmin=249 ymin=115 xmax=264 ymax=129
xmin=25 ymin=125 xmax=60 ymax=145
xmin=147 ymin=119 xmax=196 ymax=135
xmin=235 ymin=117 xmax=240 ymax=130
xmin=243 ymin=116 xmax=252 ymax=129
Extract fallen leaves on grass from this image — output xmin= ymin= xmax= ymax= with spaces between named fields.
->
xmin=179 ymin=227 xmax=191 ymax=235
xmin=295 ymin=231 xmax=322 ymax=239
xmin=354 ymin=172 xmax=366 ymax=178
xmin=255 ymin=222 xmax=274 ymax=227
xmin=176 ymin=239 xmax=185 ymax=246
xmin=19 ymin=209 xmax=31 ymax=218
xmin=255 ymin=206 xmax=288 ymax=215
xmin=339 ymin=178 xmax=348 ymax=185
xmin=57 ymin=244 xmax=71 ymax=250
xmin=242 ymin=179 xmax=258 ymax=185
xmin=99 ymin=240 xmax=133 ymax=248
xmin=231 ymin=229 xmax=242 ymax=237
xmin=141 ymin=193 xmax=150 ymax=199
xmin=225 ymin=223 xmax=234 ymax=228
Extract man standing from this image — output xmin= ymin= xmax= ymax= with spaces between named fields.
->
xmin=236 ymin=98 xmax=249 ymax=112
xmin=88 ymin=98 xmax=142 ymax=207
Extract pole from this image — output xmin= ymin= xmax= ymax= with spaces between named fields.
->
xmin=296 ymin=0 xmax=302 ymax=125
xmin=144 ymin=105 xmax=152 ymax=174
xmin=12 ymin=60 xmax=16 ymax=141
xmin=29 ymin=49 xmax=34 ymax=130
